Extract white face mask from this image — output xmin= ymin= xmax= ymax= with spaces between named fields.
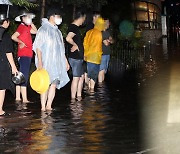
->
xmin=55 ymin=17 xmax=62 ymax=25
xmin=25 ymin=18 xmax=32 ymax=25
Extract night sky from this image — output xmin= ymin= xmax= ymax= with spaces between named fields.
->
xmin=162 ymin=0 xmax=180 ymax=27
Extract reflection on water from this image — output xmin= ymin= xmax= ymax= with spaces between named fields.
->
xmin=162 ymin=37 xmax=168 ymax=60
xmin=0 ymin=81 xmax=140 ymax=153
xmin=81 ymin=100 xmax=107 ymax=153
xmin=28 ymin=112 xmax=53 ymax=152
xmin=2 ymin=32 xmax=180 ymax=153
xmin=167 ymin=63 xmax=180 ymax=123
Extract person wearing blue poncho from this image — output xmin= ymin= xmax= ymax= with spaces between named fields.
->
xmin=33 ymin=9 xmax=70 ymax=111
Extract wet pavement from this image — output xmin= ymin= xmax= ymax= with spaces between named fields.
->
xmin=1 ymin=32 xmax=180 ymax=153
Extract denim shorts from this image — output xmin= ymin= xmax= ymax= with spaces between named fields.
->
xmin=69 ymin=58 xmax=84 ymax=77
xmin=99 ymin=55 xmax=110 ymax=73
xmin=87 ymin=62 xmax=100 ymax=82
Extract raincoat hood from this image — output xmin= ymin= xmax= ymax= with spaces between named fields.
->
xmin=94 ymin=17 xmax=105 ymax=31
xmin=84 ymin=18 xmax=104 ymax=64
xmin=41 ymin=18 xmax=58 ymax=29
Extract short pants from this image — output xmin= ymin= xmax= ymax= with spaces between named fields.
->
xmin=69 ymin=58 xmax=84 ymax=77
xmin=87 ymin=62 xmax=100 ymax=82
xmin=99 ymin=55 xmax=110 ymax=73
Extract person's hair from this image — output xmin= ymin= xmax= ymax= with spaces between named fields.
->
xmin=47 ymin=8 xmax=61 ymax=19
xmin=0 ymin=18 xmax=9 ymax=25
xmin=85 ymin=10 xmax=101 ymax=24
xmin=103 ymin=17 xmax=109 ymax=21
xmin=93 ymin=11 xmax=100 ymax=17
xmin=74 ymin=10 xmax=86 ymax=20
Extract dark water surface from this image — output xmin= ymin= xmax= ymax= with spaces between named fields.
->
xmin=3 ymin=31 xmax=179 ymax=154
xmin=0 ymin=70 xmax=141 ymax=154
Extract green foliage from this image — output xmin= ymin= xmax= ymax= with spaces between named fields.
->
xmin=10 ymin=0 xmax=38 ymax=9
xmin=115 ymin=31 xmax=144 ymax=50
xmin=8 ymin=21 xmax=18 ymax=35
xmin=59 ymin=23 xmax=68 ymax=38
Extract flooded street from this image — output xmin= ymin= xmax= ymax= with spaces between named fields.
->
xmin=1 ymin=71 xmax=141 ymax=153
xmin=1 ymin=31 xmax=180 ymax=153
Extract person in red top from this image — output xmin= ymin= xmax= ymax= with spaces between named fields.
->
xmin=11 ymin=10 xmax=37 ymax=103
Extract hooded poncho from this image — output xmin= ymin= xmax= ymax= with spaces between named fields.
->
xmin=84 ymin=17 xmax=105 ymax=64
xmin=33 ymin=18 xmax=69 ymax=89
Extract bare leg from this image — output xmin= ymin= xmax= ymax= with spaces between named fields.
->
xmin=46 ymin=84 xmax=56 ymax=110
xmin=0 ymin=90 xmax=6 ymax=115
xmin=77 ymin=74 xmax=84 ymax=99
xmin=16 ymin=85 xmax=21 ymax=101
xmin=21 ymin=86 xmax=29 ymax=103
xmin=40 ymin=90 xmax=48 ymax=111
xmin=89 ymin=79 xmax=95 ymax=91
xmin=71 ymin=77 xmax=80 ymax=99
xmin=98 ymin=70 xmax=105 ymax=83
xmin=84 ymin=72 xmax=89 ymax=85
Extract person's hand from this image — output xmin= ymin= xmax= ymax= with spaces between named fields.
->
xmin=31 ymin=23 xmax=35 ymax=27
xmin=11 ymin=66 xmax=18 ymax=74
xmin=71 ymin=44 xmax=79 ymax=52
xmin=103 ymin=40 xmax=110 ymax=46
xmin=38 ymin=62 xmax=43 ymax=70
xmin=19 ymin=42 xmax=27 ymax=49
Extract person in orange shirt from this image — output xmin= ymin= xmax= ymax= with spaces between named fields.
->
xmin=83 ymin=17 xmax=105 ymax=91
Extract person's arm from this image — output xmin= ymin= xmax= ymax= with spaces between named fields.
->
xmin=6 ymin=53 xmax=18 ymax=74
xmin=30 ymin=23 xmax=37 ymax=34
xmin=64 ymin=54 xmax=70 ymax=71
xmin=66 ymin=32 xmax=79 ymax=52
xmin=11 ymin=32 xmax=27 ymax=49
xmin=36 ymin=48 xmax=43 ymax=69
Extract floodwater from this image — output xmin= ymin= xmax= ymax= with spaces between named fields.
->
xmin=1 ymin=31 xmax=180 ymax=154
xmin=1 ymin=71 xmax=141 ymax=153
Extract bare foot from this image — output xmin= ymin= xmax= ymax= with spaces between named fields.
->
xmin=15 ymin=99 xmax=21 ymax=102
xmin=89 ymin=88 xmax=94 ymax=93
xmin=46 ymin=108 xmax=53 ymax=111
xmin=22 ymin=100 xmax=30 ymax=103
xmin=41 ymin=108 xmax=46 ymax=111
xmin=0 ymin=110 xmax=5 ymax=116
xmin=76 ymin=96 xmax=82 ymax=101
